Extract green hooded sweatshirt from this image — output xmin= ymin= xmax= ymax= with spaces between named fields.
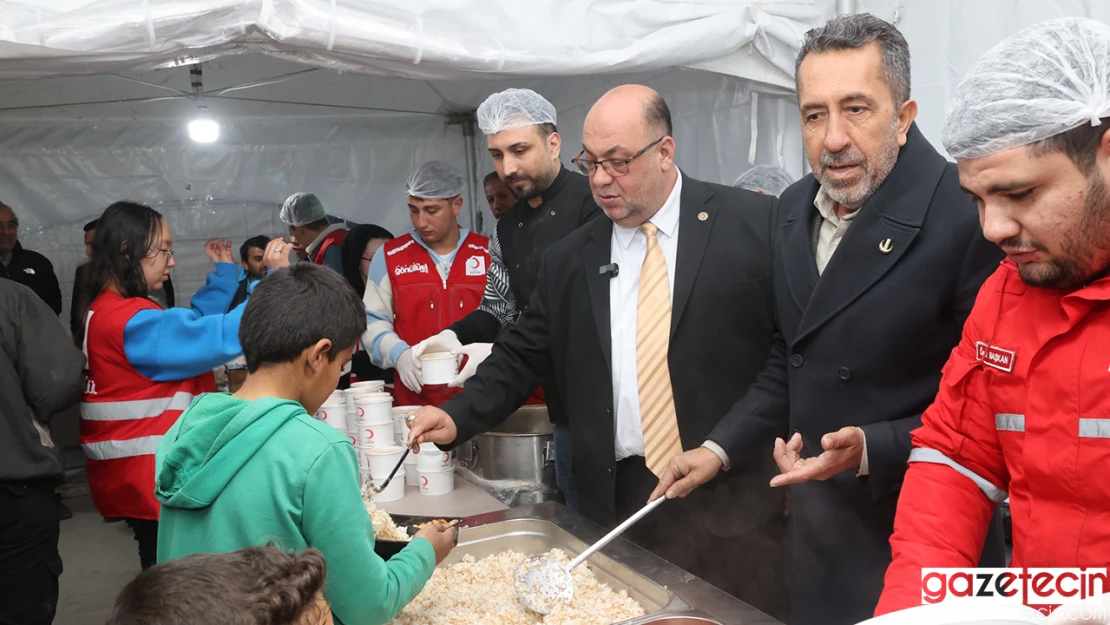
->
xmin=154 ymin=394 xmax=435 ymax=625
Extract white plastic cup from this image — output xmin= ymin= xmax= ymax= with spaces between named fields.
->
xmin=393 ymin=405 xmax=419 ymax=445
xmin=365 ymin=445 xmax=405 ymax=481
xmin=416 ymin=442 xmax=455 ymax=472
xmin=418 ymin=467 xmax=455 ymax=496
xmin=354 ymin=393 xmax=393 ymax=429
xmin=373 ymin=474 xmax=406 ymax=503
xmin=357 ymin=420 xmax=395 ymax=449
xmin=419 ymin=352 xmax=460 ymax=385
xmin=314 ymin=397 xmax=348 ymax=432
xmin=349 ymin=380 xmax=386 ymax=393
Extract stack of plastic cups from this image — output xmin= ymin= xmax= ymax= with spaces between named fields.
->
xmin=393 ymin=406 xmax=421 ymax=486
xmin=344 ymin=381 xmax=385 ymax=451
xmin=354 ymin=392 xmax=395 ymax=493
xmin=365 ymin=445 xmax=406 ymax=502
xmin=416 ymin=442 xmax=455 ymax=496
xmin=314 ymin=391 xmax=349 ymax=436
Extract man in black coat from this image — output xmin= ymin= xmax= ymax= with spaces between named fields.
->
xmin=653 ymin=14 xmax=1005 ymax=625
xmin=412 ymin=88 xmax=600 ymax=512
xmin=409 ymin=84 xmax=788 ymax=620
xmin=0 ymin=203 xmax=61 ymax=315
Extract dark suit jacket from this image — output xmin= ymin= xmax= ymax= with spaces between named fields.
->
xmin=707 ymin=124 xmax=1004 ymax=624
xmin=441 ymin=175 xmax=784 ymax=530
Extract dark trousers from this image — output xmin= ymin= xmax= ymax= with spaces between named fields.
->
xmin=0 ymin=482 xmax=62 ymax=625
xmin=615 ymin=456 xmax=789 ymax=622
xmin=553 ymin=424 xmax=579 ymax=512
xmin=123 ymin=518 xmax=158 ymax=570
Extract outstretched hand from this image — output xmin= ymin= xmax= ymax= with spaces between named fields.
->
xmin=769 ymin=427 xmax=864 ymax=487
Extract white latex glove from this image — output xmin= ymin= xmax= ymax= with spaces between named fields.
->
xmin=448 ymin=342 xmax=493 ymax=388
xmin=395 ymin=348 xmax=423 ymax=393
xmin=412 ymin=329 xmax=462 ymax=360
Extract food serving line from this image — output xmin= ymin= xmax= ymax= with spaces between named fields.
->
xmin=314 ymin=379 xmax=783 ymax=624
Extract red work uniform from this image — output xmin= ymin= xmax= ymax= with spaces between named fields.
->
xmin=876 ymin=259 xmax=1110 ymax=615
xmin=384 ymin=232 xmax=490 ymax=406
xmin=312 ymin=228 xmax=346 ymax=265
xmin=80 ymin=292 xmax=216 ymax=520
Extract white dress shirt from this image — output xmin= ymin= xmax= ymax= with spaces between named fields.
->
xmin=814 ymin=185 xmax=863 ymax=275
xmin=610 ymin=171 xmax=682 ymax=461
xmin=814 ymin=184 xmax=870 ymax=476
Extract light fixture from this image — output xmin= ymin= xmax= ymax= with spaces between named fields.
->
xmin=188 ymin=118 xmax=220 ymax=143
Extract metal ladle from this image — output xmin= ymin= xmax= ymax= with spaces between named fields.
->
xmin=372 ymin=413 xmax=417 ymax=493
xmin=513 ymin=495 xmax=667 ymax=614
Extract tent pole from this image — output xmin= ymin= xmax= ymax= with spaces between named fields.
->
xmin=836 ymin=0 xmax=857 ymax=15
xmin=448 ymin=111 xmax=483 ymax=235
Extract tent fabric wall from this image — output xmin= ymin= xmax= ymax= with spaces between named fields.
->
xmin=7 ymin=66 xmax=800 ymax=321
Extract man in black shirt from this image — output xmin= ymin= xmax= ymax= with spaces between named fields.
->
xmin=414 ymin=88 xmax=601 ymax=510
xmin=0 ymin=203 xmax=61 ymax=315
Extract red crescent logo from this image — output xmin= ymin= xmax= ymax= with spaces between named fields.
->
xmin=421 ymin=476 xmax=429 ymax=486
xmin=367 ymin=429 xmax=375 ymax=440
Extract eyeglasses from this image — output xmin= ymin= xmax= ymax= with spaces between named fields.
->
xmin=155 ymin=248 xmax=174 ymax=259
xmin=572 ymin=137 xmax=664 ymax=177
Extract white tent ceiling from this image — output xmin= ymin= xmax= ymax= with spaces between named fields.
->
xmin=2 ymin=0 xmax=1109 ymax=313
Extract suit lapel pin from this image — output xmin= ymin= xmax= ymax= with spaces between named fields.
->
xmin=698 ymin=211 xmax=708 ymax=221
xmin=879 ymin=238 xmax=893 ymax=254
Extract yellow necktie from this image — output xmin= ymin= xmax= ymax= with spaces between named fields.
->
xmin=636 ymin=222 xmax=682 ymax=476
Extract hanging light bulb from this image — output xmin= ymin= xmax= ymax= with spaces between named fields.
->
xmin=188 ymin=118 xmax=220 ymax=143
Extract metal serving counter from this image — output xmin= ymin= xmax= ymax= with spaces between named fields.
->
xmin=451 ymin=501 xmax=784 ymax=625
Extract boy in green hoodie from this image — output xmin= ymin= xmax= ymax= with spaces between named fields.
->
xmin=154 ymin=262 xmax=456 ymax=625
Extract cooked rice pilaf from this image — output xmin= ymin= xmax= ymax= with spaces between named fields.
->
xmin=388 ymin=549 xmax=644 ymax=625
xmin=369 ymin=507 xmax=411 ymax=542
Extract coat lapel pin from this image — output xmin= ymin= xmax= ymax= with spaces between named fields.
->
xmin=879 ymin=238 xmax=893 ymax=254
xmin=697 ymin=211 xmax=708 ymax=222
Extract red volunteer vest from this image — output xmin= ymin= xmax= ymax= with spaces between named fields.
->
xmin=312 ymin=229 xmax=347 ymax=265
xmin=384 ymin=232 xmax=489 ymax=406
xmin=79 ymin=291 xmax=215 ymax=520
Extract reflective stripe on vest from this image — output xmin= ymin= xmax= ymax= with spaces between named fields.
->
xmin=1079 ymin=419 xmax=1110 ymax=439
xmin=995 ymin=413 xmax=1025 ymax=432
xmin=908 ymin=447 xmax=1009 ymax=504
xmin=80 ymin=391 xmax=196 ymax=422
xmin=82 ymin=435 xmax=162 ymax=460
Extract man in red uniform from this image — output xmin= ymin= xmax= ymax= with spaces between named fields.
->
xmin=361 ymin=161 xmax=489 ymax=406
xmin=876 ymin=17 xmax=1110 ymax=615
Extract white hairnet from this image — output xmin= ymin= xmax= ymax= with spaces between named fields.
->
xmin=406 ymin=161 xmax=465 ymax=200
xmin=732 ymin=165 xmax=795 ymax=196
xmin=476 ymin=88 xmax=557 ymax=135
xmin=279 ymin=192 xmax=327 ymax=227
xmin=942 ymin=17 xmax=1110 ymax=160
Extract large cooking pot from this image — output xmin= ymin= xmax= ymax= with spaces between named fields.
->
xmin=456 ymin=405 xmax=560 ymax=507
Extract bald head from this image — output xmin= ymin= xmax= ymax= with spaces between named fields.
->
xmin=587 ymin=85 xmax=672 ymax=148
xmin=581 ymin=85 xmax=678 ymax=228
xmin=0 ymin=202 xmax=17 ymax=257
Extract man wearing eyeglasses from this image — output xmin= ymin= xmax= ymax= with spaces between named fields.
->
xmin=408 ymin=84 xmax=788 ymax=619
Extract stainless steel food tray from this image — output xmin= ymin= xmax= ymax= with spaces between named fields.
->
xmin=452 ymin=503 xmax=784 ymax=625
xmin=450 ymin=517 xmax=686 ymax=619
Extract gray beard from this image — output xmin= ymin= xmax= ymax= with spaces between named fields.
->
xmin=818 ymin=120 xmax=901 ymax=210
